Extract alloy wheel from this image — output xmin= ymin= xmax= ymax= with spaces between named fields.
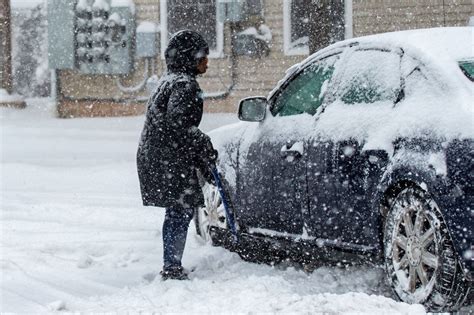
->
xmin=196 ymin=183 xmax=227 ymax=242
xmin=386 ymin=188 xmax=441 ymax=304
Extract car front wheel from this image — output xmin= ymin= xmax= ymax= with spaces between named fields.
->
xmin=384 ymin=186 xmax=470 ymax=311
xmin=195 ymin=182 xmax=227 ymax=243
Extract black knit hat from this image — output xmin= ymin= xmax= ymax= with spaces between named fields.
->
xmin=165 ymin=30 xmax=209 ymax=73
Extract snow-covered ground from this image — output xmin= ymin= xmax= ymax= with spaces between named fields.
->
xmin=0 ymin=99 xmax=427 ymax=313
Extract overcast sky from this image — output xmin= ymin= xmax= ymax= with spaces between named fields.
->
xmin=11 ymin=0 xmax=45 ymax=8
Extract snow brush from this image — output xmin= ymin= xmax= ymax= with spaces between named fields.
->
xmin=210 ymin=166 xmax=239 ymax=243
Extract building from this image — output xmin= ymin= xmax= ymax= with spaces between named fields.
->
xmin=1 ymin=0 xmax=26 ymax=108
xmin=48 ymin=0 xmax=473 ymax=118
xmin=0 ymin=0 xmax=12 ymax=93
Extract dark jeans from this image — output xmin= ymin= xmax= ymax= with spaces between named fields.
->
xmin=162 ymin=206 xmax=195 ymax=270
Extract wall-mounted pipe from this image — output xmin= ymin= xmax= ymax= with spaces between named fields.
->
xmin=116 ymin=58 xmax=153 ymax=94
xmin=203 ymin=23 xmax=238 ymax=100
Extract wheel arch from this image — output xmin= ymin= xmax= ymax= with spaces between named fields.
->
xmin=372 ymin=167 xmax=441 ymax=251
xmin=375 ymin=166 xmax=472 ymax=281
xmin=377 ymin=169 xmax=472 ymax=311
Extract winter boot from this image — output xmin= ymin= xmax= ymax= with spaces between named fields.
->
xmin=160 ymin=266 xmax=189 ymax=281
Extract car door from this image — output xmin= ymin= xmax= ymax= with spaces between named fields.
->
xmin=238 ymin=54 xmax=340 ymax=236
xmin=306 ymin=48 xmax=402 ymax=248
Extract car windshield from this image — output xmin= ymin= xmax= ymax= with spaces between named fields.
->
xmin=458 ymin=60 xmax=474 ymax=82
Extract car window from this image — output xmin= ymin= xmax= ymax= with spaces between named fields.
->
xmin=400 ymin=55 xmax=432 ymax=98
xmin=335 ymin=49 xmax=401 ymax=105
xmin=271 ymin=55 xmax=338 ymax=117
xmin=458 ymin=60 xmax=474 ymax=82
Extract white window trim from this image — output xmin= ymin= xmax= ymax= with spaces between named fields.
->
xmin=283 ymin=0 xmax=353 ymax=56
xmin=283 ymin=0 xmax=308 ymax=56
xmin=160 ymin=0 xmax=224 ymax=59
xmin=345 ymin=0 xmax=353 ymax=39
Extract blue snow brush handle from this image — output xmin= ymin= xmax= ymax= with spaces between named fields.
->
xmin=210 ymin=166 xmax=239 ymax=243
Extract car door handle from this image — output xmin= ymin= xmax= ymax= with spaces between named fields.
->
xmin=281 ymin=141 xmax=304 ymax=159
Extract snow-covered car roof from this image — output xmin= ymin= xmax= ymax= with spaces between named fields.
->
xmin=270 ymin=27 xmax=473 ymax=101
xmin=308 ymin=27 xmax=473 ymax=66
xmin=346 ymin=27 xmax=472 ymax=61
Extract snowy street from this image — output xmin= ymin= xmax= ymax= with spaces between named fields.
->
xmin=0 ymin=100 xmax=428 ymax=313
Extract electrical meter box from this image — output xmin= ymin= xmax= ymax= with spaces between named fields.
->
xmin=48 ymin=0 xmax=135 ymax=75
xmin=48 ymin=0 xmax=76 ymax=69
xmin=136 ymin=21 xmax=159 ymax=58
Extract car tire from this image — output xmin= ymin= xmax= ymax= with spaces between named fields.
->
xmin=384 ymin=186 xmax=470 ymax=312
xmin=195 ymin=182 xmax=227 ymax=243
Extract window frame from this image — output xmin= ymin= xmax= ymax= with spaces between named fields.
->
xmin=283 ymin=0 xmax=353 ymax=56
xmin=399 ymin=53 xmax=448 ymax=102
xmin=160 ymin=0 xmax=224 ymax=59
xmin=269 ymin=52 xmax=341 ymax=116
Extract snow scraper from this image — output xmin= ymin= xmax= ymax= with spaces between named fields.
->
xmin=210 ymin=166 xmax=239 ymax=243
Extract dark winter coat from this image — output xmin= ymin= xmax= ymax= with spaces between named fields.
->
xmin=136 ymin=71 xmax=216 ymax=208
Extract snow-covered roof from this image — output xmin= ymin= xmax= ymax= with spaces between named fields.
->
xmin=306 ymin=27 xmax=473 ymax=68
xmin=350 ymin=27 xmax=473 ymax=62
xmin=273 ymin=27 xmax=473 ymax=101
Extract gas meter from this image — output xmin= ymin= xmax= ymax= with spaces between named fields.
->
xmin=48 ymin=0 xmax=135 ymax=75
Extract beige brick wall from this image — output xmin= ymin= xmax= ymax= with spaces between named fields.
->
xmin=58 ymin=0 xmax=473 ymax=117
xmin=204 ymin=0 xmax=306 ymax=113
xmin=353 ymin=0 xmax=473 ymax=36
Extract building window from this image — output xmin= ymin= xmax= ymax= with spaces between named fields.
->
xmin=283 ymin=0 xmax=310 ymax=55
xmin=160 ymin=0 xmax=223 ymax=58
xmin=283 ymin=0 xmax=352 ymax=55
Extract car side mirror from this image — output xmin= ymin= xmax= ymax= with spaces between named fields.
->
xmin=238 ymin=97 xmax=267 ymax=122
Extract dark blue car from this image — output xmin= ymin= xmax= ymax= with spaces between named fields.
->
xmin=195 ymin=28 xmax=473 ymax=312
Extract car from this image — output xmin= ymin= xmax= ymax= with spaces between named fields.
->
xmin=195 ymin=27 xmax=473 ymax=312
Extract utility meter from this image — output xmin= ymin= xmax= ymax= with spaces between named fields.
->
xmin=48 ymin=0 xmax=135 ymax=75
xmin=75 ymin=0 xmax=135 ymax=74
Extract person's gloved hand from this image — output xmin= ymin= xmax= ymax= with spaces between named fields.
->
xmin=201 ymin=166 xmax=216 ymax=186
xmin=190 ymin=128 xmax=218 ymax=165
xmin=205 ymin=147 xmax=218 ymax=165
xmin=187 ymin=128 xmax=219 ymax=185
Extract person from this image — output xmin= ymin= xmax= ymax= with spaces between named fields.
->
xmin=137 ymin=30 xmax=218 ymax=281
